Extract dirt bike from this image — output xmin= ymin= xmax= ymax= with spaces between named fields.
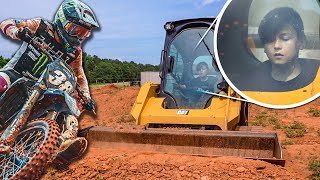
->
xmin=0 ymin=36 xmax=95 ymax=179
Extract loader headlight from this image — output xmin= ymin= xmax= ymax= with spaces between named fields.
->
xmin=164 ymin=23 xmax=174 ymax=31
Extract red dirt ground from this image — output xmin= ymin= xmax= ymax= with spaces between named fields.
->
xmin=42 ymin=85 xmax=320 ymax=179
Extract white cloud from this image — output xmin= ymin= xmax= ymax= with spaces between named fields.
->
xmin=200 ymin=0 xmax=221 ymax=7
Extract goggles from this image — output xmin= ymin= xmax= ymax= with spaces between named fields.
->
xmin=64 ymin=22 xmax=91 ymax=40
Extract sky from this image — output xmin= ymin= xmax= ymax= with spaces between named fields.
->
xmin=0 ymin=0 xmax=227 ymax=65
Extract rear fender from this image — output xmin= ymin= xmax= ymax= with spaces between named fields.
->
xmin=30 ymin=89 xmax=80 ymax=119
xmin=0 ymin=77 xmax=33 ymax=128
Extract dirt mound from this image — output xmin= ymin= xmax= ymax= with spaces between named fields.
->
xmin=41 ymin=86 xmax=319 ymax=179
xmin=79 ymin=85 xmax=139 ymax=129
xmin=91 ymin=84 xmax=120 ymax=95
xmin=43 ymin=148 xmax=302 ymax=180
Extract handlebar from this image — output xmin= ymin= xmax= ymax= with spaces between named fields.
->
xmin=76 ymin=84 xmax=96 ymax=115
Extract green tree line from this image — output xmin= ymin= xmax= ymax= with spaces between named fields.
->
xmin=0 ymin=53 xmax=159 ymax=84
xmin=0 ymin=56 xmax=9 ymax=68
xmin=82 ymin=53 xmax=159 ymax=84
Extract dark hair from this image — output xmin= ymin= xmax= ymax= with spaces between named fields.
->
xmin=258 ymin=7 xmax=305 ymax=44
xmin=196 ymin=62 xmax=209 ymax=71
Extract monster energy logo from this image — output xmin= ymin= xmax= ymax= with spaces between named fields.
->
xmin=65 ymin=43 xmax=70 ymax=49
xmin=32 ymin=53 xmax=49 ymax=75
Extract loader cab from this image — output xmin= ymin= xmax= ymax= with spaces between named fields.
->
xmin=160 ymin=18 xmax=222 ymax=109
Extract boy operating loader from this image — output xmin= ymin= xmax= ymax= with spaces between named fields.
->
xmin=240 ymin=7 xmax=320 ymax=91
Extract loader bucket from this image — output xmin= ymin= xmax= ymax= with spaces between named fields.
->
xmin=80 ymin=127 xmax=284 ymax=166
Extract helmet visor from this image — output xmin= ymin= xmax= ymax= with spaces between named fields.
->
xmin=64 ymin=22 xmax=91 ymax=40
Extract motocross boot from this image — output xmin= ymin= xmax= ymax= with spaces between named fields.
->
xmin=53 ymin=115 xmax=87 ymax=165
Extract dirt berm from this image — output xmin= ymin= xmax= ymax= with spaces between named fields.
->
xmin=42 ymin=85 xmax=320 ymax=179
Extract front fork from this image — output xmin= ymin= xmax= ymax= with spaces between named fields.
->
xmin=0 ymin=83 xmax=46 ymax=148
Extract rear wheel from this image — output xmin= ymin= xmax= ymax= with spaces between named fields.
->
xmin=0 ymin=118 xmax=60 ymax=180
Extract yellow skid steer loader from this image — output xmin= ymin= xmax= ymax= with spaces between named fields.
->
xmin=82 ymin=18 xmax=284 ymax=166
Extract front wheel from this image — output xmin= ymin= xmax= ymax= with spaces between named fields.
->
xmin=0 ymin=118 xmax=60 ymax=180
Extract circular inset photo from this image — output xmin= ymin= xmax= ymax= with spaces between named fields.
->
xmin=215 ymin=0 xmax=320 ymax=108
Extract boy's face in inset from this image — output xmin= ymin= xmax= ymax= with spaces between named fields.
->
xmin=198 ymin=65 xmax=208 ymax=78
xmin=263 ymin=25 xmax=304 ymax=65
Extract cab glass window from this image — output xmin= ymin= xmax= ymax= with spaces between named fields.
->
xmin=164 ymin=28 xmax=222 ymax=109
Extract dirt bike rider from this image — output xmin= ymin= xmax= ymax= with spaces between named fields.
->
xmin=0 ymin=0 xmax=98 ymax=164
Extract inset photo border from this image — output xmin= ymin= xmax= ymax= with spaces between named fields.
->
xmin=214 ymin=0 xmax=320 ymax=108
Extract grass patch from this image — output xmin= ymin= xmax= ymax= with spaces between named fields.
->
xmin=251 ymin=111 xmax=283 ymax=129
xmin=284 ymin=121 xmax=306 ymax=138
xmin=252 ymin=111 xmax=269 ymax=126
xmin=282 ymin=139 xmax=294 ymax=145
xmin=310 ymin=159 xmax=320 ymax=180
xmin=290 ymin=121 xmax=305 ymax=129
xmin=268 ymin=116 xmax=283 ymax=129
xmin=89 ymin=83 xmax=108 ymax=88
xmin=112 ymin=82 xmax=130 ymax=88
xmin=89 ymin=82 xmax=131 ymax=88
xmin=309 ymin=108 xmax=320 ymax=117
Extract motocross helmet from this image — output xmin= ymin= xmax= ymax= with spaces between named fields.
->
xmin=54 ymin=0 xmax=99 ymax=52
